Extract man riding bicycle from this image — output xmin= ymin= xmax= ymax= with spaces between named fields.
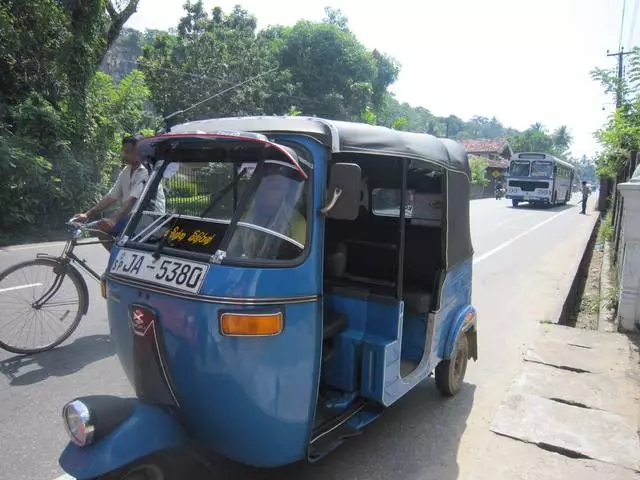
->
xmin=75 ymin=134 xmax=165 ymax=251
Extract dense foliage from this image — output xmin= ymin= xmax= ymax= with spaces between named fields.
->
xmin=591 ymin=47 xmax=640 ymax=179
xmin=0 ymin=0 xmax=146 ymax=243
xmin=1 ymin=1 xmax=578 ymax=244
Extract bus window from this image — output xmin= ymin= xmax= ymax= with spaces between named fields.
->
xmin=530 ymin=161 xmax=553 ymax=177
xmin=510 ymin=161 xmax=530 ymax=177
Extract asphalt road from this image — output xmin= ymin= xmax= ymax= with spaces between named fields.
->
xmin=0 ymin=194 xmax=598 ymax=480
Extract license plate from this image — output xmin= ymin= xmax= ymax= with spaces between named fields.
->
xmin=110 ymin=248 xmax=209 ymax=294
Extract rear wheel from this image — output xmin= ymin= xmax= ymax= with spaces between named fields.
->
xmin=435 ymin=332 xmax=469 ymax=397
xmin=0 ymin=258 xmax=85 ymax=354
xmin=511 ymin=199 xmax=519 ymax=208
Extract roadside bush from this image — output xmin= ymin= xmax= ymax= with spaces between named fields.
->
xmin=469 ymin=155 xmax=489 ymax=186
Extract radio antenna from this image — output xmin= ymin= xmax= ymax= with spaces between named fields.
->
xmin=161 ymin=66 xmax=279 ymax=129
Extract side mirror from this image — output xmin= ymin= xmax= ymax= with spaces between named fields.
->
xmin=320 ymin=162 xmax=362 ymax=220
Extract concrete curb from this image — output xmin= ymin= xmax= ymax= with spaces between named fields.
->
xmin=551 ymin=208 xmax=600 ymax=325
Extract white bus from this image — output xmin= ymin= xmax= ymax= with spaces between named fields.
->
xmin=506 ymin=152 xmax=575 ymax=208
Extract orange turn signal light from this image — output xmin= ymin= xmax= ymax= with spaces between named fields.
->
xmin=220 ymin=312 xmax=283 ymax=336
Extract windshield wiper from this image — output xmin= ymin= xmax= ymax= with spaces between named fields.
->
xmin=199 ymin=168 xmax=247 ymax=218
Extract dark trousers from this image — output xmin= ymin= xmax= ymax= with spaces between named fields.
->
xmin=581 ymin=197 xmax=587 ymax=214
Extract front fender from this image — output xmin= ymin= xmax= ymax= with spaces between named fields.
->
xmin=443 ymin=305 xmax=477 ymax=360
xmin=59 ymin=398 xmax=187 ymax=479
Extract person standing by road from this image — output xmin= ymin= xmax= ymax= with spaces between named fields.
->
xmin=580 ymin=180 xmax=590 ymax=214
xmin=74 ymin=134 xmax=165 ymax=251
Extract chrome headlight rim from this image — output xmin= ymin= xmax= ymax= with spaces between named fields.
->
xmin=62 ymin=399 xmax=95 ymax=447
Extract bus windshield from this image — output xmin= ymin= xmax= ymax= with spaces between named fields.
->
xmin=530 ymin=161 xmax=553 ymax=177
xmin=510 ymin=161 xmax=530 ymax=177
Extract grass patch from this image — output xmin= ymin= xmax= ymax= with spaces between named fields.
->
xmin=579 ymin=295 xmax=600 ymax=315
xmin=603 ymin=286 xmax=619 ymax=312
xmin=599 ymin=210 xmax=614 ymax=243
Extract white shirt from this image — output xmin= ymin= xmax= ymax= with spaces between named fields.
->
xmin=107 ymin=164 xmax=166 ymax=213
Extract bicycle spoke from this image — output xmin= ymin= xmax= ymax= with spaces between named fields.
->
xmin=39 ymin=299 xmax=79 ymax=308
xmin=0 ymin=253 xmax=89 ymax=353
xmin=5 ymin=310 xmax=36 ymax=349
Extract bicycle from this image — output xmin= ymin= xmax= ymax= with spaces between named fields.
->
xmin=0 ymin=218 xmax=109 ymax=354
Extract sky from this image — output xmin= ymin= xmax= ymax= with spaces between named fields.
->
xmin=124 ymin=0 xmax=640 ymax=159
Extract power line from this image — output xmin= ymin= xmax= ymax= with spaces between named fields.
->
xmin=626 ymin=0 xmax=639 ymax=48
xmin=164 ymin=66 xmax=279 ymax=122
xmin=619 ymin=0 xmax=628 ymax=50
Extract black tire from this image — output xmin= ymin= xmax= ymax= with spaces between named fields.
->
xmin=0 ymin=258 xmax=85 ymax=354
xmin=99 ymin=464 xmax=165 ymax=480
xmin=97 ymin=451 xmax=193 ymax=480
xmin=511 ymin=199 xmax=519 ymax=208
xmin=435 ymin=332 xmax=469 ymax=397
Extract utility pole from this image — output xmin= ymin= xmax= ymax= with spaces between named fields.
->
xmin=607 ymin=47 xmax=633 ymax=108
xmin=606 ymin=47 xmax=634 ymax=259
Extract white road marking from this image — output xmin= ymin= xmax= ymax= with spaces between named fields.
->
xmin=0 ymin=241 xmax=66 ymax=253
xmin=473 ymin=209 xmax=572 ymax=265
xmin=0 ymin=282 xmax=42 ymax=293
xmin=53 ymin=475 xmax=75 ymax=480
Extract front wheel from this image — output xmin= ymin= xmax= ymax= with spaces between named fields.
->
xmin=0 ymin=258 xmax=85 ymax=354
xmin=97 ymin=451 xmax=197 ymax=480
xmin=435 ymin=332 xmax=469 ymax=397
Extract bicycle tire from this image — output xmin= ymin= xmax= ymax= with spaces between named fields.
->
xmin=0 ymin=258 xmax=86 ymax=354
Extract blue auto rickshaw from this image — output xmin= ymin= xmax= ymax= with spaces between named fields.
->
xmin=58 ymin=117 xmax=478 ymax=479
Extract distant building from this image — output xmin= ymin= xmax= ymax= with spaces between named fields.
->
xmin=459 ymin=138 xmax=513 ymax=182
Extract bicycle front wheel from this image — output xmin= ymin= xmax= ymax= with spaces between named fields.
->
xmin=0 ymin=258 xmax=85 ymax=354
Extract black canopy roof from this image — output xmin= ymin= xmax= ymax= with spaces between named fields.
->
xmin=168 ymin=116 xmax=470 ymax=175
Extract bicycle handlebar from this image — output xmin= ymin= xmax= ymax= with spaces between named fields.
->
xmin=67 ymin=218 xmax=101 ymax=230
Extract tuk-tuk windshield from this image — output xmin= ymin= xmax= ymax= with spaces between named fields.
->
xmin=127 ymin=155 xmax=308 ymax=264
xmin=222 ymin=160 xmax=307 ymax=262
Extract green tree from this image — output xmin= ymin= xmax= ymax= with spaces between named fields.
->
xmin=507 ymin=123 xmax=571 ymax=158
xmin=141 ymin=3 xmax=287 ymax=122
xmin=0 ymin=0 xmax=148 ymax=241
xmin=552 ymin=125 xmax=573 ymax=154
xmin=591 ymin=47 xmax=640 ymax=178
xmin=469 ymin=155 xmax=489 ymax=186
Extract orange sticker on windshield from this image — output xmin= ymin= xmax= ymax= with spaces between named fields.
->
xmin=187 ymin=230 xmax=215 ymax=246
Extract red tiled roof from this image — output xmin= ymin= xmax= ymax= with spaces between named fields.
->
xmin=460 ymin=138 xmax=509 ymax=154
xmin=487 ymin=158 xmax=509 ymax=169
xmin=469 ymin=154 xmax=509 ymax=170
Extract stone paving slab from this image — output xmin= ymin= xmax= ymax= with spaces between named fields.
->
xmin=511 ymin=361 xmax=631 ymax=416
xmin=490 ymin=393 xmax=640 ymax=472
xmin=464 ymin=433 xmax=640 ymax=480
xmin=525 ymin=325 xmax=632 ymax=375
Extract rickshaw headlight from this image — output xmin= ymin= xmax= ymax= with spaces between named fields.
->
xmin=62 ymin=400 xmax=94 ymax=447
xmin=220 ymin=312 xmax=283 ymax=336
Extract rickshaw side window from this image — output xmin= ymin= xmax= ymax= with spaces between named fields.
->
xmin=371 ymin=189 xmax=442 ymax=225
